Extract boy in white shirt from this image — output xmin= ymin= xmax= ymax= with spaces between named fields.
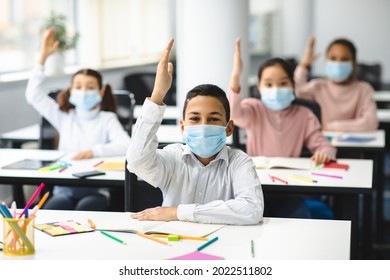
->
xmin=127 ymin=39 xmax=264 ymax=225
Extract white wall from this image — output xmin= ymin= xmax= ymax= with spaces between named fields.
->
xmin=312 ymin=0 xmax=390 ymax=82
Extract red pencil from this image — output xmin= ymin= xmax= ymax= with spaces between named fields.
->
xmin=270 ymin=175 xmax=288 ymax=185
xmin=93 ymin=160 xmax=104 ymax=167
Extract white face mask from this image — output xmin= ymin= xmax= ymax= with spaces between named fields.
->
xmin=69 ymin=89 xmax=102 ymax=110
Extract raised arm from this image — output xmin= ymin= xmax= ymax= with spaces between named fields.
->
xmin=25 ymin=28 xmax=62 ymax=130
xmin=230 ymin=37 xmax=243 ymax=93
xmin=150 ymin=39 xmax=174 ymax=105
xmin=228 ymin=38 xmax=256 ymax=128
xmin=294 ymin=35 xmax=321 ymax=99
xmin=38 ymin=28 xmax=60 ymax=66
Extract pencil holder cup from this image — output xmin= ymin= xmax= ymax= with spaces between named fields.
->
xmin=2 ymin=216 xmax=35 ymax=256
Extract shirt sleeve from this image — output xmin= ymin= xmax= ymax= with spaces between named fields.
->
xmin=228 ymin=87 xmax=256 ymax=128
xmin=326 ymin=84 xmax=379 ymax=131
xmin=178 ymin=155 xmax=264 ymax=225
xmin=126 ymin=98 xmax=175 ymax=187
xmin=25 ymin=64 xmax=63 ymax=130
xmin=92 ymin=114 xmax=131 ymax=157
xmin=304 ymin=110 xmax=337 ymax=159
xmin=294 ymin=65 xmax=316 ymax=100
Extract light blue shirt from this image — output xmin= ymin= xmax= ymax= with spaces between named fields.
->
xmin=127 ymin=99 xmax=264 ymax=225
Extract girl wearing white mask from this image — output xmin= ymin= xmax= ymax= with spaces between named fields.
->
xmin=294 ymin=36 xmax=378 ymax=131
xmin=228 ymin=38 xmax=335 ymax=219
xmin=25 ymin=28 xmax=130 ymax=210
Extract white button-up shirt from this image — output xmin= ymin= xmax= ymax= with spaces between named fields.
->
xmin=127 ymin=99 xmax=264 ymax=225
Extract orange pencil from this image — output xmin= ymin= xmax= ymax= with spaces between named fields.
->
xmin=151 ymin=234 xmax=208 ymax=241
xmin=136 ymin=231 xmax=171 ymax=246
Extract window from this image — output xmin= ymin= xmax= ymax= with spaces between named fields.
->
xmin=0 ymin=0 xmax=77 ymax=74
xmin=0 ymin=0 xmax=174 ymax=76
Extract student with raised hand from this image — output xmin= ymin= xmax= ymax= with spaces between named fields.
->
xmin=127 ymin=39 xmax=264 ymax=225
xmin=294 ymin=35 xmax=378 ymax=131
xmin=228 ymin=38 xmax=336 ymax=218
xmin=25 ymin=28 xmax=131 ymax=210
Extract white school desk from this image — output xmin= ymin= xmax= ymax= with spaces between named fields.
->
xmin=0 ymin=148 xmax=126 ymax=209
xmin=0 ymin=210 xmax=351 ymax=260
xmin=374 ymin=91 xmax=390 ymax=103
xmin=134 ymin=105 xmax=179 ymax=121
xmin=254 ymin=157 xmax=372 ymax=259
xmin=323 ymin=130 xmax=385 ymax=150
xmin=0 ymin=124 xmax=39 ymax=148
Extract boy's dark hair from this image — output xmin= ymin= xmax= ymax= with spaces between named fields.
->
xmin=326 ymin=38 xmax=357 ymax=62
xmin=257 ymin=57 xmax=295 ymax=87
xmin=56 ymin=68 xmax=117 ymax=113
xmin=182 ymin=84 xmax=230 ymax=122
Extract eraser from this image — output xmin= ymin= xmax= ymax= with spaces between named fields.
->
xmin=168 ymin=234 xmax=180 ymax=241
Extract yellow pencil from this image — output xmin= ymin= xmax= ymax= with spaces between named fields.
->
xmin=37 ymin=192 xmax=50 ymax=209
xmin=151 ymin=233 xmax=208 ymax=241
xmin=136 ymin=231 xmax=171 ymax=246
xmin=288 ymin=174 xmax=317 ymax=183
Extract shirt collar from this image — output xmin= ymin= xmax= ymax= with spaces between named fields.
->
xmin=182 ymin=144 xmax=229 ymax=167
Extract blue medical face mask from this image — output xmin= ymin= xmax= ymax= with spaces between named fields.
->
xmin=183 ymin=124 xmax=227 ymax=158
xmin=69 ymin=89 xmax=102 ymax=110
xmin=325 ymin=61 xmax=353 ymax=82
xmin=260 ymin=87 xmax=295 ymax=111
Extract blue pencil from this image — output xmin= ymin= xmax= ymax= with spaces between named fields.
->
xmin=196 ymin=236 xmax=219 ymax=251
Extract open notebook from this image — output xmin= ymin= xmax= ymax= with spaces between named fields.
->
xmin=95 ymin=220 xmax=225 ymax=238
xmin=252 ymin=156 xmax=315 ymax=170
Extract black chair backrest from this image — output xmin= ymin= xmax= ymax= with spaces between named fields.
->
xmin=123 ymin=72 xmax=176 ymax=105
xmin=292 ymin=98 xmax=322 ymax=124
xmin=113 ymin=89 xmax=136 ymax=136
xmin=39 ymin=90 xmax=60 ymax=149
xmin=356 ymin=63 xmax=382 ymax=90
xmin=124 ymin=160 xmax=163 ymax=212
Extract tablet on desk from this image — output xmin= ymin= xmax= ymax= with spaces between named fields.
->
xmin=1 ymin=159 xmax=55 ymax=170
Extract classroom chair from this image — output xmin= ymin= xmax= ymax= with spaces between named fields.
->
xmin=123 ymin=72 xmax=176 ymax=106
xmin=124 ymin=160 xmax=163 ymax=212
xmin=356 ymin=63 xmax=382 ymax=91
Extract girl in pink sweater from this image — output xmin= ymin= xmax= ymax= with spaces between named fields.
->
xmin=229 ymin=38 xmax=336 ymax=218
xmin=229 ymin=39 xmax=336 ymax=163
xmin=294 ymin=36 xmax=378 ymax=131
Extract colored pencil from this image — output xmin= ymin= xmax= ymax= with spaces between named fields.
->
xmin=311 ymin=172 xmax=343 ymax=179
xmin=197 ymin=236 xmax=218 ymax=251
xmin=101 ymin=230 xmax=127 ymax=245
xmin=136 ymin=231 xmax=171 ymax=246
xmin=18 ymin=183 xmax=45 ymax=218
xmin=151 ymin=234 xmax=208 ymax=241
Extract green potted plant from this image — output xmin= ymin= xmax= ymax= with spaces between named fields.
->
xmin=41 ymin=11 xmax=79 ymax=75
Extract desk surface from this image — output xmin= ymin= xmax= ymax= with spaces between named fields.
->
xmin=0 ymin=148 xmax=124 ymax=186
xmin=323 ymin=130 xmax=385 ymax=149
xmin=254 ymin=158 xmax=372 ymax=193
xmin=0 ymin=210 xmax=351 ymax=260
xmin=374 ymin=91 xmax=390 ymax=102
xmin=134 ymin=105 xmax=179 ymax=120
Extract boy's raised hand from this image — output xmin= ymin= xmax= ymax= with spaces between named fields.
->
xmin=39 ymin=28 xmax=60 ymax=65
xmin=150 ymin=39 xmax=174 ymax=105
xmin=230 ymin=37 xmax=243 ymax=93
xmin=300 ymin=35 xmax=320 ymax=68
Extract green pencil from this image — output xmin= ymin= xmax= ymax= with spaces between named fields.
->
xmin=100 ymin=230 xmax=127 ymax=245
